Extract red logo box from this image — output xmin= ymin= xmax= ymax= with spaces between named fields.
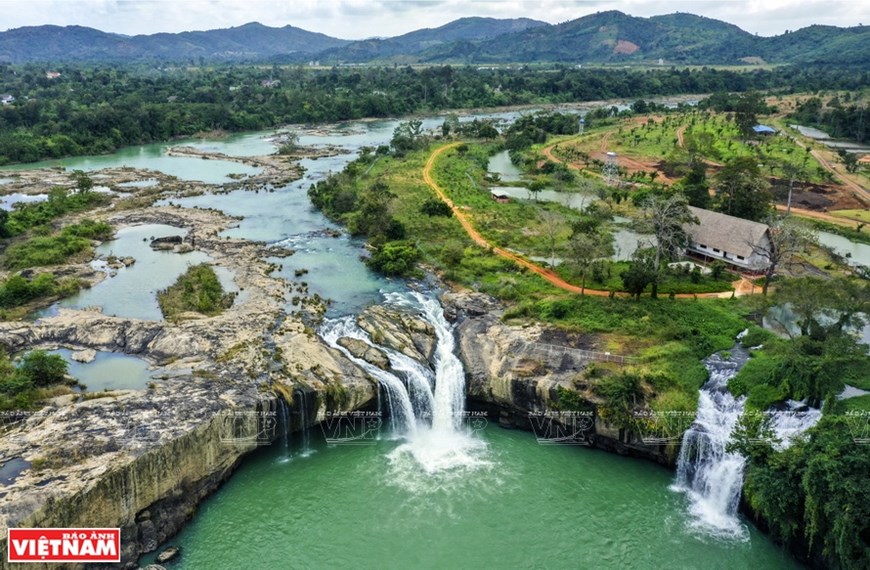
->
xmin=7 ymin=528 xmax=121 ymax=563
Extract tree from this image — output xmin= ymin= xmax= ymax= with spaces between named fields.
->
xmin=680 ymin=162 xmax=711 ymax=209
xmin=842 ymin=152 xmax=858 ymax=174
xmin=367 ymin=241 xmax=420 ymax=276
xmin=391 ymin=120 xmax=425 ymax=154
xmin=17 ymin=350 xmax=68 ymax=387
xmin=640 ymin=194 xmax=697 ymax=298
xmin=749 ymin=217 xmax=816 ymax=295
xmin=734 ymin=91 xmax=765 ymax=138
xmin=621 ymin=247 xmax=657 ymax=300
xmin=527 ymin=180 xmax=546 ymax=202
xmin=774 ymin=276 xmax=869 ymax=338
xmin=420 ymin=199 xmax=452 ymax=217
xmin=714 ymin=157 xmax=773 ymax=222
xmin=441 ymin=113 xmax=459 ymax=138
xmin=69 ymin=169 xmax=93 ymax=194
xmin=539 ymin=209 xmax=566 ymax=267
xmin=568 ymin=231 xmax=614 ymax=294
xmin=276 ymin=131 xmax=300 ymax=155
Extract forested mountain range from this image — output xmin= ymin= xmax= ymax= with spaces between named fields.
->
xmin=0 ymin=11 xmax=866 ymax=65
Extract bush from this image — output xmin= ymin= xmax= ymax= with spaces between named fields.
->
xmin=17 ymin=350 xmax=69 ymax=387
xmin=420 ymin=199 xmax=452 ymax=217
xmin=3 ymin=220 xmax=112 ymax=270
xmin=157 ymin=264 xmax=235 ymax=318
xmin=366 ymin=241 xmax=420 ymax=276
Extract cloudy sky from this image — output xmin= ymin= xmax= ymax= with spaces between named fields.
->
xmin=0 ymin=0 xmax=865 ymax=39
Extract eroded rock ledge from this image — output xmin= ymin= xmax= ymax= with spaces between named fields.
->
xmin=442 ymin=290 xmax=676 ymax=467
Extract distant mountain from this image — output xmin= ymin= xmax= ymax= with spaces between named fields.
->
xmin=761 ymin=25 xmax=870 ymax=64
xmin=418 ymin=11 xmax=869 ymax=65
xmin=0 ymin=22 xmax=348 ymax=63
xmin=315 ymin=17 xmax=547 ymax=63
xmin=0 ymin=13 xmax=866 ymax=65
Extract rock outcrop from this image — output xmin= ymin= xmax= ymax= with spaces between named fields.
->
xmin=443 ymin=290 xmax=676 ymax=467
xmin=337 ymin=337 xmax=390 ymax=370
xmin=356 ymin=304 xmax=436 ymax=363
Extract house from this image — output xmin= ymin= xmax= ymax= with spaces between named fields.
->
xmin=682 ymin=206 xmax=772 ymax=271
xmin=0 ymin=94 xmax=14 ymax=105
xmin=261 ymin=79 xmax=281 ymax=88
xmin=45 ymin=71 xmax=61 ymax=79
xmin=490 ymin=189 xmax=510 ymax=204
xmin=752 ymin=125 xmax=776 ymax=136
xmin=857 ymin=155 xmax=870 ymax=166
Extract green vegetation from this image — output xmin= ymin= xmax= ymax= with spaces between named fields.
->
xmin=730 ymin=277 xmax=870 ymax=408
xmin=157 ymin=263 xmax=235 ymax=319
xmin=3 ymin=219 xmax=112 ymax=269
xmin=0 ymin=63 xmax=865 ymax=164
xmin=0 ymin=349 xmax=72 ymax=411
xmin=730 ymin=414 xmax=870 ymax=569
xmin=2 ymin=186 xmax=109 ymax=236
xmin=725 ymin=276 xmax=870 ymax=569
xmin=789 ymin=95 xmax=870 ymax=143
xmin=0 ymin=273 xmax=82 ymax=312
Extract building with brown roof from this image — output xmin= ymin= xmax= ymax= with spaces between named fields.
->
xmin=683 ymin=206 xmax=772 ymax=271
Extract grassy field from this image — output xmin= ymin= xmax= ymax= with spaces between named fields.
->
xmin=830 ymin=209 xmax=870 ymax=223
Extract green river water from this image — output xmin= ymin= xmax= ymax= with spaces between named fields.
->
xmin=142 ymin=427 xmax=798 ymax=569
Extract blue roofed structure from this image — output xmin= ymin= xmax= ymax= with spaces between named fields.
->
xmin=752 ymin=125 xmax=776 ymax=135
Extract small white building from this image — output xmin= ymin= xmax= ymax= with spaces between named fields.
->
xmin=683 ymin=206 xmax=772 ymax=271
xmin=0 ymin=94 xmax=14 ymax=105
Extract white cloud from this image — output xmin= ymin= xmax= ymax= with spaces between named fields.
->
xmin=0 ymin=0 xmax=864 ymax=38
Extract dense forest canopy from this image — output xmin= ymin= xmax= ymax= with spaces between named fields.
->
xmin=0 ymin=63 xmax=867 ymax=164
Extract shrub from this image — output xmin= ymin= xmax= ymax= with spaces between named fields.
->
xmin=366 ymin=241 xmax=420 ymax=276
xmin=157 ymin=264 xmax=234 ymax=318
xmin=420 ymin=199 xmax=452 ymax=217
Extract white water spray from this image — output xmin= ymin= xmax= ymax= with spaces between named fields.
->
xmin=321 ymin=292 xmax=489 ymax=479
xmin=673 ymin=341 xmax=822 ymax=540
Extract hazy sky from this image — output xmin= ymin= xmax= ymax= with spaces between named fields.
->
xmin=0 ymin=0 xmax=865 ymax=39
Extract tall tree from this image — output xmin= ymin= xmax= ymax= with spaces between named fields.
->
xmin=640 ymin=194 xmax=698 ymax=298
xmin=621 ymin=247 xmax=657 ymax=300
xmin=749 ymin=217 xmax=816 ymax=295
xmin=714 ymin=157 xmax=773 ymax=222
xmin=568 ymin=230 xmax=614 ymax=295
xmin=680 ymin=162 xmax=711 ymax=209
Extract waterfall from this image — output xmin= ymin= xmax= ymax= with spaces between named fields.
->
xmin=673 ymin=342 xmax=822 ymax=539
xmin=296 ymin=389 xmax=312 ymax=456
xmin=673 ymin=348 xmax=750 ymax=540
xmin=413 ymin=292 xmax=467 ymax=433
xmin=321 ymin=291 xmax=489 ymax=478
xmin=277 ymin=397 xmax=290 ymax=450
xmin=770 ymin=400 xmax=821 ymax=450
xmin=321 ymin=315 xmax=418 ymax=436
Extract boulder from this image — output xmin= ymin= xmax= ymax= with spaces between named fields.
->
xmin=337 ymin=337 xmax=390 ymax=370
xmin=150 ymin=235 xmax=183 ymax=250
xmin=70 ymin=348 xmax=97 ymax=363
xmin=156 ymin=546 xmax=180 ymax=564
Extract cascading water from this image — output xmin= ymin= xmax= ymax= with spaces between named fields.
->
xmin=673 ymin=347 xmax=751 ymax=539
xmin=321 ymin=315 xmax=418 ymax=436
xmin=296 ymin=389 xmax=312 ymax=456
xmin=321 ymin=291 xmax=490 ymax=481
xmin=673 ymin=339 xmax=822 ymax=540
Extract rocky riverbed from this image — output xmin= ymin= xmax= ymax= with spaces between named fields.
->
xmin=0 ymin=143 xmax=670 ymax=568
